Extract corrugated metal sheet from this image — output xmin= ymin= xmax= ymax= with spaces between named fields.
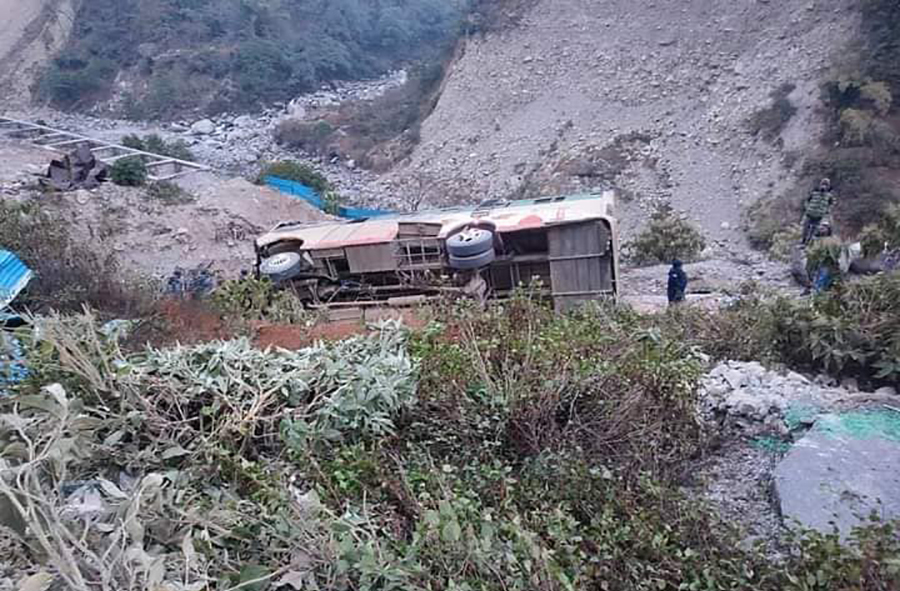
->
xmin=0 ymin=250 xmax=33 ymax=309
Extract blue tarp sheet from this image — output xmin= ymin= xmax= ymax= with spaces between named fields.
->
xmin=264 ymin=176 xmax=392 ymax=220
xmin=0 ymin=249 xmax=31 ymax=394
xmin=0 ymin=249 xmax=32 ymax=309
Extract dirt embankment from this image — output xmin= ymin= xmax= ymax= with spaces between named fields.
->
xmin=0 ymin=0 xmax=77 ymax=108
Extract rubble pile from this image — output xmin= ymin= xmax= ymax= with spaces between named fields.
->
xmin=698 ymin=361 xmax=847 ymax=435
xmin=40 ymin=144 xmax=108 ymax=191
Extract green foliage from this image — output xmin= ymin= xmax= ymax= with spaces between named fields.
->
xmin=212 ymin=276 xmax=309 ymax=323
xmin=274 ymin=60 xmax=452 ymax=171
xmin=626 ymin=204 xmax=707 ymax=265
xmin=748 ymin=83 xmax=798 ymax=142
xmin=858 ymin=202 xmax=900 ymax=256
xmin=322 ymin=190 xmax=342 ymax=216
xmin=121 ymin=133 xmax=195 ymax=161
xmin=109 ymin=157 xmax=148 ymax=187
xmin=769 ymin=223 xmax=803 ymax=261
xmin=40 ymin=0 xmax=469 ymax=117
xmin=665 ymin=274 xmax=900 ymax=384
xmin=805 ymin=237 xmax=843 ymax=276
xmin=5 ymin=298 xmax=900 ymax=590
xmin=773 ymin=274 xmax=900 ymax=382
xmin=39 ymin=58 xmax=118 ymax=107
xmin=256 ymin=160 xmax=332 ymax=194
xmin=144 ymin=180 xmax=195 ymax=205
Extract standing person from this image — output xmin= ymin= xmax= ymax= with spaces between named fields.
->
xmin=802 ymin=178 xmax=835 ymax=246
xmin=667 ymin=259 xmax=688 ymax=305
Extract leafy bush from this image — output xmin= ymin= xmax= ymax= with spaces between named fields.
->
xmin=773 ymin=274 xmax=900 ymax=382
xmin=626 ymin=204 xmax=707 ymax=265
xmin=144 ymin=181 xmax=195 ymax=205
xmin=256 ymin=160 xmax=332 ymax=194
xmin=768 ymin=223 xmax=803 ymax=261
xmin=212 ymin=276 xmax=309 ymax=323
xmin=858 ymin=202 xmax=900 ymax=256
xmin=663 ymin=273 xmax=900 ymax=384
xmin=121 ymin=133 xmax=195 ymax=161
xmin=109 ymin=157 xmax=148 ymax=187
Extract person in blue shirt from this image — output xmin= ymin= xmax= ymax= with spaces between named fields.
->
xmin=667 ymin=259 xmax=688 ymax=305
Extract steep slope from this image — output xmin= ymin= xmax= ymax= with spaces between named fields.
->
xmin=393 ymin=0 xmax=860 ymax=245
xmin=0 ymin=0 xmax=76 ymax=107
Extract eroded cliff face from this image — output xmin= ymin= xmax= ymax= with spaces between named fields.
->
xmin=0 ymin=0 xmax=77 ymax=107
xmin=391 ymin=0 xmax=859 ymax=245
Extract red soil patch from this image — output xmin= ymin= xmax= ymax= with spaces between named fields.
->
xmin=126 ymin=299 xmax=232 ymax=349
xmin=256 ymin=308 xmax=430 ymax=350
xmin=256 ymin=321 xmax=363 ymax=350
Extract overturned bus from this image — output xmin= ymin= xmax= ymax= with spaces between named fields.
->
xmin=254 ymin=190 xmax=619 ymax=311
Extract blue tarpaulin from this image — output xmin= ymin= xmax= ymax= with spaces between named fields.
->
xmin=0 ymin=249 xmax=31 ymax=394
xmin=264 ymin=176 xmax=392 ymax=220
xmin=0 ymin=249 xmax=32 ymax=309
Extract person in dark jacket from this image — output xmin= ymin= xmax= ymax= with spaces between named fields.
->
xmin=667 ymin=259 xmax=688 ymax=305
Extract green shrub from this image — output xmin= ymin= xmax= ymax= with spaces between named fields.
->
xmin=212 ymin=276 xmax=309 ymax=324
xmin=859 ymin=203 xmax=900 ymax=256
xmin=626 ymin=204 xmax=707 ymax=265
xmin=768 ymin=223 xmax=803 ymax=261
xmin=109 ymin=157 xmax=148 ymax=186
xmin=256 ymin=160 xmax=333 ymax=194
xmin=5 ymin=294 xmax=900 ymax=591
xmin=121 ymin=133 xmax=195 ymax=161
xmin=145 ymin=181 xmax=195 ymax=205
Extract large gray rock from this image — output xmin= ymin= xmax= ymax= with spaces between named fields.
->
xmin=774 ymin=410 xmax=900 ymax=536
xmin=190 ymin=119 xmax=216 ymax=135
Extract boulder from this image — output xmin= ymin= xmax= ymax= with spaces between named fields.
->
xmin=190 ymin=119 xmax=216 ymax=135
xmin=774 ymin=410 xmax=900 ymax=536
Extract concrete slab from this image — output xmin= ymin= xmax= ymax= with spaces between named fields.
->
xmin=774 ymin=410 xmax=900 ymax=536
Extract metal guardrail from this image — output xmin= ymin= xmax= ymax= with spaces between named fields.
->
xmin=0 ymin=117 xmax=209 ymax=181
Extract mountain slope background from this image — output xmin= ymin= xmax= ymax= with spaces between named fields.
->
xmin=34 ymin=0 xmax=467 ymax=118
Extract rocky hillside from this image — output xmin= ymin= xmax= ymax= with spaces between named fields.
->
xmin=388 ymin=0 xmax=860 ymax=245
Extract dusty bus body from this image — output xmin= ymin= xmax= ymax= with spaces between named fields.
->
xmin=254 ymin=191 xmax=619 ymax=311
